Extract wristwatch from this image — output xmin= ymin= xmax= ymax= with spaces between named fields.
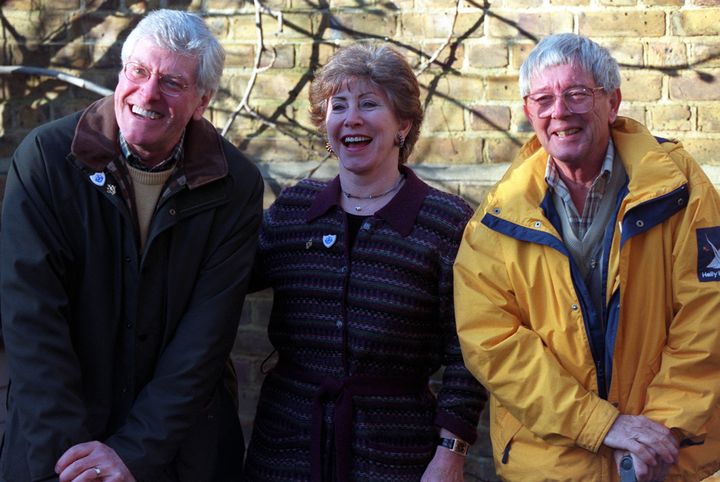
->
xmin=438 ymin=437 xmax=470 ymax=456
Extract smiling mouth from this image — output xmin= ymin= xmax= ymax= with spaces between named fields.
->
xmin=342 ymin=135 xmax=372 ymax=147
xmin=555 ymin=128 xmax=580 ymax=138
xmin=131 ymin=104 xmax=162 ymax=120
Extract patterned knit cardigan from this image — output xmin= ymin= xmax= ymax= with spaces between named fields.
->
xmin=244 ymin=167 xmax=487 ymax=482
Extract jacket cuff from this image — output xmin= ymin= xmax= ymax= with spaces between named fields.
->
xmin=434 ymin=412 xmax=478 ymax=445
xmin=575 ymin=399 xmax=619 ymax=453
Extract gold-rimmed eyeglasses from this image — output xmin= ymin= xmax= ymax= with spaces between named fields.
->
xmin=524 ymin=86 xmax=605 ymax=118
xmin=122 ymin=62 xmax=192 ymax=97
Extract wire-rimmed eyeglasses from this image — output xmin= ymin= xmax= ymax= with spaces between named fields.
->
xmin=122 ymin=62 xmax=191 ymax=97
xmin=524 ymin=86 xmax=605 ymax=118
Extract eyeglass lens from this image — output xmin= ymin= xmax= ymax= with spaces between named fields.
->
xmin=123 ymin=62 xmax=188 ymax=97
xmin=526 ymin=88 xmax=597 ymax=118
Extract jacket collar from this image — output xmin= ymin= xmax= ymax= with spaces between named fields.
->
xmin=70 ymin=95 xmax=228 ymax=189
xmin=306 ymin=165 xmax=430 ymax=237
xmin=487 ymin=116 xmax=689 ymax=220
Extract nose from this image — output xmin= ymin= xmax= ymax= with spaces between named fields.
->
xmin=550 ymin=95 xmax=570 ymax=119
xmin=138 ymin=75 xmax=162 ymax=100
xmin=343 ymin=104 xmax=363 ymax=126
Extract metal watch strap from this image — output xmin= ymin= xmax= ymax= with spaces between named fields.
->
xmin=438 ymin=437 xmax=469 ymax=456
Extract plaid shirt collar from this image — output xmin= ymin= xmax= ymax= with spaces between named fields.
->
xmin=119 ymin=130 xmax=185 ymax=172
xmin=545 ymin=139 xmax=616 ymax=238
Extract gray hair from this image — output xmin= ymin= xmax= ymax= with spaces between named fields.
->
xmin=121 ymin=9 xmax=225 ymax=96
xmin=519 ymin=33 xmax=621 ymax=97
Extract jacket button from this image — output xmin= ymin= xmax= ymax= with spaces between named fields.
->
xmin=571 ymin=304 xmax=579 ymax=311
xmin=492 ymin=208 xmax=501 ymax=215
xmin=533 ymin=221 xmax=542 ymax=228
xmin=677 ymin=198 xmax=685 ymax=206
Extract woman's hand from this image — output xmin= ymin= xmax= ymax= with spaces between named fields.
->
xmin=420 ymin=445 xmax=466 ymax=482
xmin=421 ymin=429 xmax=467 ymax=482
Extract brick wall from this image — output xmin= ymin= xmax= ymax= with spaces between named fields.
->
xmin=1 ymin=0 xmax=719 ymax=479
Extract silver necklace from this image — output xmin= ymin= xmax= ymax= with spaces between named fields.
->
xmin=341 ymin=175 xmax=405 ymax=212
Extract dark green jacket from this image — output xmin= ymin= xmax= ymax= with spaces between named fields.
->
xmin=0 ymin=96 xmax=263 ymax=481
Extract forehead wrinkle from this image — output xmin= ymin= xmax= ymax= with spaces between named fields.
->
xmin=127 ymin=47 xmax=196 ymax=81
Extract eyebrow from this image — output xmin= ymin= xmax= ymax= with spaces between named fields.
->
xmin=529 ymin=84 xmax=593 ymax=94
xmin=331 ymin=91 xmax=379 ymax=100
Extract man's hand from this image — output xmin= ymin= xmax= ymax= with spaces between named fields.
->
xmin=613 ymin=449 xmax=672 ymax=482
xmin=604 ymin=415 xmax=679 ymax=482
xmin=55 ymin=441 xmax=136 ymax=482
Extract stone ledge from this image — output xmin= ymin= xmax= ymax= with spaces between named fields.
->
xmin=3 ymin=160 xmax=720 ymax=188
xmin=256 ymin=161 xmax=720 ymax=187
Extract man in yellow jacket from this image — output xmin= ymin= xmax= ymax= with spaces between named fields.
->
xmin=454 ymin=33 xmax=720 ymax=482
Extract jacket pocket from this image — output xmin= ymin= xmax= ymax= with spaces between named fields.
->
xmin=490 ymin=401 xmax=524 ymax=465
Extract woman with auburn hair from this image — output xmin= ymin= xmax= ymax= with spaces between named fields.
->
xmin=243 ymin=43 xmax=486 ymax=482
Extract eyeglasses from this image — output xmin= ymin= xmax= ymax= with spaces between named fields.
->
xmin=524 ymin=86 xmax=604 ymax=118
xmin=122 ymin=62 xmax=191 ymax=97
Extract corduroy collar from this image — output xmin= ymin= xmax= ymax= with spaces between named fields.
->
xmin=306 ymin=165 xmax=430 ymax=237
xmin=70 ymin=95 xmax=228 ymax=189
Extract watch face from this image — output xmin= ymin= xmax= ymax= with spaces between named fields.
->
xmin=455 ymin=440 xmax=469 ymax=454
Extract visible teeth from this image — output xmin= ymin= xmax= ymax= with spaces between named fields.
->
xmin=556 ymin=128 xmax=580 ymax=138
xmin=344 ymin=136 xmax=371 ymax=144
xmin=132 ymin=105 xmax=161 ymax=119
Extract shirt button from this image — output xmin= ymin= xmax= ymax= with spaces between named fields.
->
xmin=169 ymin=208 xmax=177 ymax=216
xmin=340 ymin=266 xmax=347 ymax=274
xmin=635 ymin=220 xmax=644 ymax=228
xmin=336 ymin=319 xmax=343 ymax=328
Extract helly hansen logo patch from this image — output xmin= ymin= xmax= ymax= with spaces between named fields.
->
xmin=697 ymin=227 xmax=720 ymax=282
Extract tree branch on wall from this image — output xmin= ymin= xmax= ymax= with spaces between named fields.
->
xmin=0 ymin=65 xmax=113 ymax=97
xmin=221 ymin=0 xmax=283 ymax=137
xmin=415 ymin=0 xmax=462 ymax=76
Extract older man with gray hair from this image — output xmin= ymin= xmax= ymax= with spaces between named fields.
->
xmin=455 ymin=33 xmax=720 ymax=481
xmin=1 ymin=9 xmax=262 ymax=481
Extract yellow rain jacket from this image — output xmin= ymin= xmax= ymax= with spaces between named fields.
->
xmin=455 ymin=117 xmax=720 ymax=481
